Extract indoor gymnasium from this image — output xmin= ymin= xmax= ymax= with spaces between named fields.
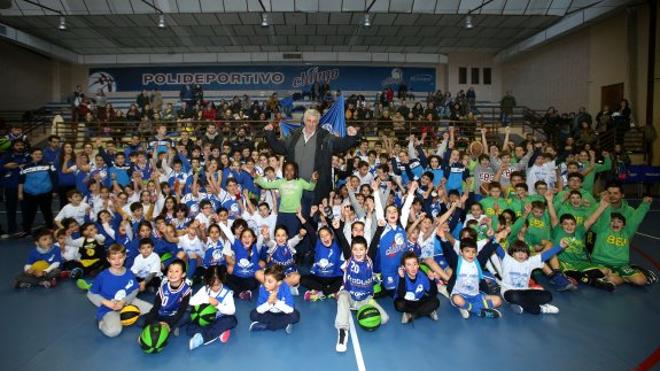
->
xmin=0 ymin=1 xmax=658 ymax=370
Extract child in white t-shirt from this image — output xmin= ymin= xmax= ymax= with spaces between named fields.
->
xmin=495 ymin=239 xmax=567 ymax=315
xmin=131 ymin=238 xmax=162 ymax=292
xmin=178 ymin=221 xmax=205 ymax=283
xmin=54 ymin=190 xmax=90 ymax=228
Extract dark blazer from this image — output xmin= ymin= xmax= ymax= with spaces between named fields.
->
xmin=265 ymin=127 xmax=358 ymax=201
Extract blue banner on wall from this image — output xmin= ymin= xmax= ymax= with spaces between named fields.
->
xmin=88 ymin=65 xmax=435 ymax=93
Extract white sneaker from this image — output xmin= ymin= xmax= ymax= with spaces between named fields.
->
xmin=189 ymin=333 xmax=204 ymax=351
xmin=336 ymin=329 xmax=348 ymax=352
xmin=401 ymin=312 xmax=412 ymax=324
xmin=290 ymin=285 xmax=299 ymax=296
xmin=429 ymin=310 xmax=439 ymax=321
xmin=0 ymin=234 xmax=10 ymax=239
xmin=458 ymin=308 xmax=470 ymax=319
xmin=510 ymin=304 xmax=524 ymax=314
xmin=540 ymin=304 xmax=559 ymax=314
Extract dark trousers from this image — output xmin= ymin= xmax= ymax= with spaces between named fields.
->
xmin=4 ymin=187 xmax=20 ymax=234
xmin=250 ymin=309 xmax=300 ymax=330
xmin=276 ymin=212 xmax=301 ymax=238
xmin=22 ymin=192 xmax=53 ymax=233
xmin=186 ymin=315 xmax=238 ymax=343
xmin=394 ymin=296 xmax=440 ymax=317
xmin=300 ymin=274 xmax=343 ymax=296
xmin=503 ymin=289 xmax=552 ymax=315
xmin=226 ymin=274 xmax=259 ymax=294
xmin=15 ymin=269 xmax=60 ymax=286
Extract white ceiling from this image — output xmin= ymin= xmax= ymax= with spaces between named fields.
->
xmin=0 ymin=0 xmax=608 ymax=54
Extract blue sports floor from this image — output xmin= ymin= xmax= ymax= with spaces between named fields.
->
xmin=1 ymin=200 xmax=659 ymax=371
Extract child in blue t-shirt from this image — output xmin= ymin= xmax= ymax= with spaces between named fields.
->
xmin=14 ymin=229 xmax=62 ymax=289
xmin=248 ymin=265 xmax=300 ymax=334
xmin=393 ymin=251 xmax=440 ymax=323
xmin=86 ymin=244 xmax=152 ymax=338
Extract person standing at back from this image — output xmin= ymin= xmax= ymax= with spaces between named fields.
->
xmin=263 ymin=109 xmax=359 ymax=206
xmin=18 ymin=148 xmax=57 ymax=237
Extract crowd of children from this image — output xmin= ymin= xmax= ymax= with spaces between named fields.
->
xmin=8 ymin=115 xmax=658 ymax=353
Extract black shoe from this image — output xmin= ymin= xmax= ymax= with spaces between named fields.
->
xmin=591 ymin=277 xmax=616 ymax=292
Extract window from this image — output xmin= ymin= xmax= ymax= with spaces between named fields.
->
xmin=483 ymin=67 xmax=492 ymax=85
xmin=471 ymin=68 xmax=480 ymax=84
xmin=459 ymin=67 xmax=467 ymax=84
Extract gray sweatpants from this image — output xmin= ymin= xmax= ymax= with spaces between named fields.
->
xmin=86 ymin=291 xmax=153 ymax=338
xmin=334 ymin=290 xmax=389 ymax=330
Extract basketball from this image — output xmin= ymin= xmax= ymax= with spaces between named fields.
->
xmin=30 ymin=260 xmax=50 ymax=273
xmin=357 ymin=304 xmax=381 ymax=331
xmin=119 ymin=304 xmax=140 ymax=326
xmin=139 ymin=323 xmax=170 ymax=353
xmin=191 ymin=303 xmax=217 ymax=327
xmin=469 ymin=141 xmax=484 ymax=156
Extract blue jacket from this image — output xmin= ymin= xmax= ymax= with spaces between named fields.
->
xmin=0 ymin=151 xmax=29 ymax=188
xmin=20 ymin=161 xmax=56 ymax=195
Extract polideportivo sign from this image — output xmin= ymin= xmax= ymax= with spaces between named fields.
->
xmin=88 ymin=65 xmax=435 ymax=93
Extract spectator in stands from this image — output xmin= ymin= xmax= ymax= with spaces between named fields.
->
xmin=177 ymin=101 xmax=194 ymax=120
xmin=202 ymin=103 xmax=217 ymax=121
xmin=576 ymin=121 xmax=597 ymax=148
xmin=230 ymin=127 xmax=252 ymax=154
xmin=611 ymin=143 xmax=631 ymax=181
xmin=466 ymin=87 xmax=476 ymax=108
xmin=595 ymin=105 xmax=613 ymax=133
xmin=72 ymin=85 xmax=84 ymax=122
xmin=202 ymin=123 xmax=223 ymax=149
xmin=98 ymin=103 xmax=115 ymax=122
xmin=150 ymin=89 xmax=163 ymax=111
xmin=193 ymin=84 xmax=204 ymax=105
xmin=572 ymin=106 xmax=592 ymax=136
xmin=43 ymin=135 xmax=61 ymax=165
xmin=311 ymin=81 xmax=321 ymax=101
xmin=179 ymin=84 xmax=194 ymax=106
xmin=0 ymin=139 xmax=29 ymax=238
xmin=543 ymin=106 xmax=561 ymax=145
xmin=424 ymin=102 xmax=439 ymax=121
xmin=397 ymin=81 xmax=408 ymax=100
xmin=162 ymin=103 xmax=176 ymax=121
xmin=500 ymin=90 xmax=516 ymax=125
xmin=264 ymin=109 xmax=358 ymax=203
xmin=126 ymin=104 xmax=141 ymax=122
xmin=266 ymin=93 xmax=280 ymax=114
xmin=136 ymin=89 xmax=150 ymax=110
xmin=613 ymin=99 xmax=631 ymax=145
xmin=142 ymin=103 xmax=154 ymax=120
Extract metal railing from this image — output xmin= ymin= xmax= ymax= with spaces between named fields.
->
xmin=51 ymin=118 xmax=499 ymax=147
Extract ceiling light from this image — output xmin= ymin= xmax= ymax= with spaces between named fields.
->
xmin=363 ymin=13 xmax=371 ymax=27
xmin=465 ymin=15 xmax=474 ymax=29
xmin=58 ymin=16 xmax=66 ymax=31
xmin=261 ymin=13 xmax=269 ymax=27
xmin=158 ymin=14 xmax=166 ymax=29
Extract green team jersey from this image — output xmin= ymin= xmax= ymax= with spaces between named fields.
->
xmin=556 ymin=203 xmax=595 ymax=228
xmin=525 ymin=213 xmax=552 ymax=247
xmin=255 ymin=177 xmax=316 ymax=213
xmin=552 ymin=226 xmax=592 ymax=271
xmin=583 ymin=156 xmax=611 ymax=192
xmin=591 ymin=202 xmax=649 ymax=267
xmin=480 ymin=196 xmax=508 ymax=228
xmin=506 ymin=195 xmax=535 ymax=217
xmin=556 ymin=188 xmax=596 ymax=208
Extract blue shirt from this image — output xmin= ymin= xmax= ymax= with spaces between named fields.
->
xmin=311 ymin=239 xmax=343 ymax=278
xmin=90 ymin=268 xmax=138 ymax=320
xmin=26 ymin=245 xmax=62 ymax=266
xmin=343 ymin=257 xmax=374 ymax=301
xmin=256 ymin=283 xmax=295 ymax=309
xmin=0 ymin=151 xmax=29 ymax=188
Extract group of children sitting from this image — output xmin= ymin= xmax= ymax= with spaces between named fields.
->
xmin=14 ymin=121 xmax=657 ymax=353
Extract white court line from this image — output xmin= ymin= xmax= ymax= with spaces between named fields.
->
xmin=348 ymin=315 xmax=367 ymax=371
xmin=636 ymin=232 xmax=660 ymax=240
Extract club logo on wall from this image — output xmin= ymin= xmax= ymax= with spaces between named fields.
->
xmin=88 ymin=72 xmax=117 ymax=94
